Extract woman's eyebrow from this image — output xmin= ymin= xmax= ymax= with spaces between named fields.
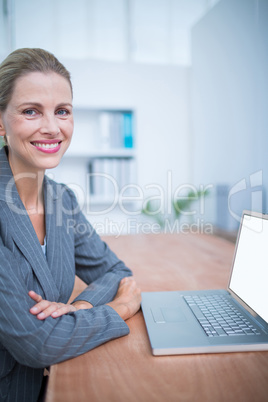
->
xmin=18 ymin=102 xmax=43 ymax=107
xmin=56 ymin=103 xmax=73 ymax=108
xmin=18 ymin=102 xmax=73 ymax=108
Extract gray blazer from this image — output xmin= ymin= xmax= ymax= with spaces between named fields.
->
xmin=0 ymin=147 xmax=132 ymax=402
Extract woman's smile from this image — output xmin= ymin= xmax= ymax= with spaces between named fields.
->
xmin=31 ymin=140 xmax=63 ymax=153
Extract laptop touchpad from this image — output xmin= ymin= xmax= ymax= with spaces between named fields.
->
xmin=151 ymin=307 xmax=187 ymax=323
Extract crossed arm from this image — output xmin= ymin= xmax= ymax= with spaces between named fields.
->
xmin=29 ymin=276 xmax=141 ymax=322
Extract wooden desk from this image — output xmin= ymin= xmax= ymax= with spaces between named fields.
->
xmin=45 ymin=234 xmax=268 ymax=402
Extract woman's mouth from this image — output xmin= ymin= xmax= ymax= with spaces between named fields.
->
xmin=31 ymin=141 xmax=62 ymax=153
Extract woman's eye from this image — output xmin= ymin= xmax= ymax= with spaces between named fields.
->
xmin=56 ymin=109 xmax=69 ymax=116
xmin=23 ymin=109 xmax=37 ymax=116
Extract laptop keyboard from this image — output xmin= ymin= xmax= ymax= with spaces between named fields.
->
xmin=184 ymin=294 xmax=261 ymax=337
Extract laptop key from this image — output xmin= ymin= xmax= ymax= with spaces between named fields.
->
xmin=215 ymin=327 xmax=227 ymax=336
xmin=188 ymin=304 xmax=205 ymax=320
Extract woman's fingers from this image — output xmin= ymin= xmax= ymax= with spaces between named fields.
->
xmin=28 ymin=290 xmax=43 ymax=303
xmin=33 ymin=302 xmax=76 ymax=320
xmin=51 ymin=304 xmax=77 ymax=318
xmin=29 ymin=291 xmax=77 ymax=320
xmin=30 ymin=299 xmax=56 ymax=318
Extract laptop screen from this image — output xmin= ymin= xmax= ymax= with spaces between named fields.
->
xmin=229 ymin=213 xmax=268 ymax=323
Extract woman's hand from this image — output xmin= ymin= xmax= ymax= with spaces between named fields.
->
xmin=28 ymin=290 xmax=93 ymax=320
xmin=107 ymin=277 xmax=141 ymax=321
xmin=28 ymin=276 xmax=141 ymax=321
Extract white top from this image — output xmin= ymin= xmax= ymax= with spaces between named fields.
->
xmin=41 ymin=236 xmax=47 ymax=256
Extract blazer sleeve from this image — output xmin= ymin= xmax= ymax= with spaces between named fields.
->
xmin=66 ymin=188 xmax=133 ymax=307
xmin=0 ymin=238 xmax=130 ymax=369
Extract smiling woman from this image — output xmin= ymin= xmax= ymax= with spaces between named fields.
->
xmin=0 ymin=71 xmax=74 ymax=174
xmin=0 ymin=48 xmax=141 ymax=402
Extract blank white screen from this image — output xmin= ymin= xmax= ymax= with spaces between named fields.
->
xmin=229 ymin=214 xmax=268 ymax=323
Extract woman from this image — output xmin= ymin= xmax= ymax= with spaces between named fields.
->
xmin=0 ymin=48 xmax=141 ymax=402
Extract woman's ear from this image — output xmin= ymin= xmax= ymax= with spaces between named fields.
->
xmin=0 ymin=114 xmax=6 ymax=137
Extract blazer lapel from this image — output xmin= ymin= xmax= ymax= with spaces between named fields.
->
xmin=4 ymin=199 xmax=60 ymax=302
xmin=44 ymin=177 xmax=63 ymax=294
xmin=0 ymin=147 xmax=60 ymax=301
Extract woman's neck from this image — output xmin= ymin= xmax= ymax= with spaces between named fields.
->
xmin=8 ymin=157 xmax=45 ymax=213
xmin=16 ymin=175 xmax=45 ymax=213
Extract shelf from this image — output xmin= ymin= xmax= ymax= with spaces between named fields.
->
xmin=64 ymin=148 xmax=136 ymax=159
xmin=73 ymin=105 xmax=134 ymax=114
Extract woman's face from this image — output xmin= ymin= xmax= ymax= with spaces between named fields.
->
xmin=0 ymin=71 xmax=73 ymax=174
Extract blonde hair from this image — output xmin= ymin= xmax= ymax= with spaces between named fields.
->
xmin=0 ymin=48 xmax=72 ymax=112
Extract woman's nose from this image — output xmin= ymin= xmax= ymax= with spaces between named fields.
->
xmin=40 ymin=114 xmax=60 ymax=136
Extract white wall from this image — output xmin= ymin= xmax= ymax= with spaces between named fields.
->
xmin=191 ymin=0 xmax=268 ymax=230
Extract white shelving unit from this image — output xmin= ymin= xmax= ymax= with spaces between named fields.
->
xmin=49 ymin=107 xmax=136 ymax=211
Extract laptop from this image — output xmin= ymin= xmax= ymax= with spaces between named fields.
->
xmin=141 ymin=210 xmax=268 ymax=355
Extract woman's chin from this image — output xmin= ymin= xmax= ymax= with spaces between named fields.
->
xmin=36 ymin=156 xmax=63 ymax=171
